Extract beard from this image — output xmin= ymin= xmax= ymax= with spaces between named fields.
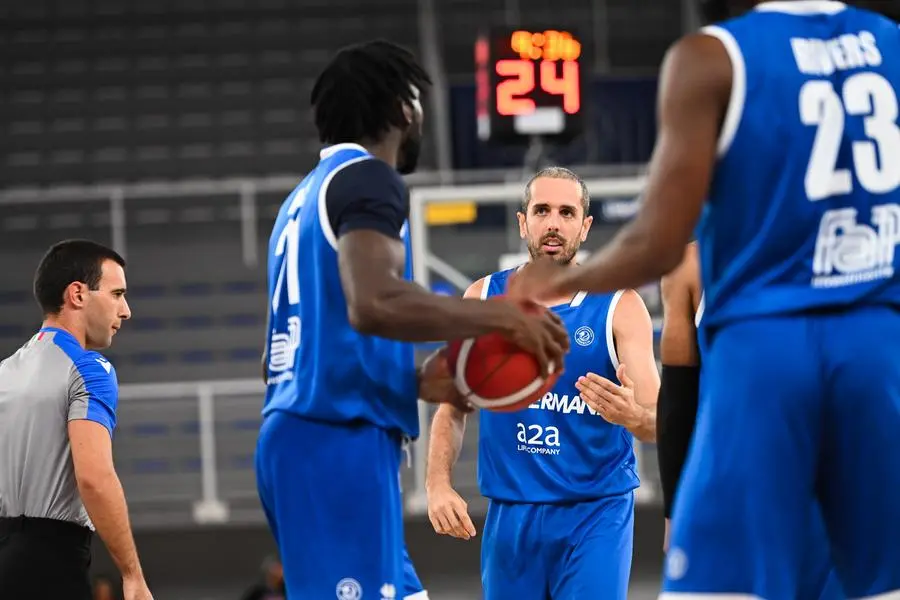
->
xmin=396 ymin=128 xmax=422 ymax=175
xmin=527 ymin=233 xmax=580 ymax=265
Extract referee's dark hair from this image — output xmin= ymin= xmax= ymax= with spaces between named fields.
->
xmin=34 ymin=239 xmax=126 ymax=316
xmin=310 ymin=39 xmax=432 ymax=145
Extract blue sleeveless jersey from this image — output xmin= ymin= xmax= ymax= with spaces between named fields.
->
xmin=477 ymin=268 xmax=639 ymax=503
xmin=698 ymin=2 xmax=900 ymax=328
xmin=262 ymin=145 xmax=419 ymax=437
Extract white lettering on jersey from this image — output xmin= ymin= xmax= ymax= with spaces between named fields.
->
xmin=812 ymin=203 xmax=900 ymax=287
xmin=801 ymin=72 xmax=900 ymax=201
xmin=528 ymin=391 xmax=598 ymax=416
xmin=268 ymin=315 xmax=301 ymax=382
xmin=516 ymin=423 xmax=561 ymax=455
xmin=791 ymin=31 xmax=882 ymax=76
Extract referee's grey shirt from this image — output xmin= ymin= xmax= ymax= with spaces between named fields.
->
xmin=0 ymin=327 xmax=119 ymax=530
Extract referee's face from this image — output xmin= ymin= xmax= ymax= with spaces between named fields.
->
xmin=84 ymin=259 xmax=131 ymax=350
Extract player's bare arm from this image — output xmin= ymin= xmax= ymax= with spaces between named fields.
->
xmin=509 ymin=34 xmax=731 ymax=300
xmin=576 ymin=290 xmax=660 ymax=442
xmin=69 ymin=420 xmax=149 ymax=594
xmin=656 ymin=243 xmax=702 ymax=548
xmin=338 ymin=230 xmax=568 ymax=375
xmin=424 ymin=279 xmax=487 ymax=540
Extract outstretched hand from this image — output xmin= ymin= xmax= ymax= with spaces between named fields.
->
xmin=575 ymin=364 xmax=642 ymax=429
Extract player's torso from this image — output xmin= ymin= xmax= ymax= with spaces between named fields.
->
xmin=699 ymin=3 xmax=900 ymax=327
xmin=477 ymin=268 xmax=639 ymax=503
xmin=263 ymin=144 xmax=418 ymax=437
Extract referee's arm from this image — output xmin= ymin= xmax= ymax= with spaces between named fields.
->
xmin=68 ymin=354 xmax=145 ymax=584
xmin=656 ymin=245 xmax=701 ymax=550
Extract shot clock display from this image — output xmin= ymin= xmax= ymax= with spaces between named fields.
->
xmin=475 ymin=28 xmax=586 ymax=143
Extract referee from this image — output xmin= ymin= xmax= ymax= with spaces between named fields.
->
xmin=0 ymin=240 xmax=153 ymax=600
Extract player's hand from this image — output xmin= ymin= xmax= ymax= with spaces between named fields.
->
xmin=418 ymin=347 xmax=473 ymax=413
xmin=123 ymin=576 xmax=154 ymax=600
xmin=426 ymin=483 xmax=477 ymax=540
xmin=506 ymin=257 xmax=568 ymax=304
xmin=576 ymin=364 xmax=643 ymax=430
xmin=496 ymin=300 xmax=570 ymax=377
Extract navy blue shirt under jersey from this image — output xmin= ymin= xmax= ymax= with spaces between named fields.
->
xmin=262 ymin=143 xmax=419 ymax=438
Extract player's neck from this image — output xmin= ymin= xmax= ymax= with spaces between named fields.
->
xmin=528 ymin=260 xmax=580 ymax=307
xmin=357 ymin=136 xmax=400 ymax=170
xmin=41 ymin=315 xmax=87 ymax=348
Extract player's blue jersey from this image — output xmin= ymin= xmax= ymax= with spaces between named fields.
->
xmin=477 ymin=268 xmax=639 ymax=503
xmin=262 ymin=144 xmax=419 ymax=437
xmin=697 ymin=2 xmax=900 ymax=328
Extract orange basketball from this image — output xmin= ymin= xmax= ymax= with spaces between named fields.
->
xmin=446 ymin=299 xmax=561 ymax=412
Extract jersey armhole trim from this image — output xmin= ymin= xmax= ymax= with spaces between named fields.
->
xmin=570 ymin=291 xmax=588 ymax=307
xmin=480 ymin=274 xmax=492 ymax=299
xmin=605 ymin=290 xmax=625 ymax=371
xmin=405 ymin=592 xmax=430 ymax=600
xmin=316 ymin=155 xmax=374 ymax=251
xmin=700 ymin=25 xmax=746 ymax=157
xmin=695 ymin=292 xmax=706 ymax=328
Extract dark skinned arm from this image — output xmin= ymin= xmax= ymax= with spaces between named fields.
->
xmin=521 ymin=34 xmax=732 ymax=297
xmin=340 ymin=229 xmax=545 ymax=343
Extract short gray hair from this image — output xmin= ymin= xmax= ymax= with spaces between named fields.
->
xmin=521 ymin=166 xmax=590 ymax=215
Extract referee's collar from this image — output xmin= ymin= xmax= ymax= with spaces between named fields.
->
xmin=38 ymin=326 xmax=77 ymax=344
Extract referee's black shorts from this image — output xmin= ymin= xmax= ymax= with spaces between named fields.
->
xmin=0 ymin=515 xmax=93 ymax=600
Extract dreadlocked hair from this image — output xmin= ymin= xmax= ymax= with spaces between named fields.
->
xmin=310 ymin=40 xmax=432 ymax=145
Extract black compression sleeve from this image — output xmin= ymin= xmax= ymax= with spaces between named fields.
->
xmin=656 ymin=364 xmax=700 ymax=518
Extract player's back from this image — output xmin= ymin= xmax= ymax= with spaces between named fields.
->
xmin=698 ymin=2 xmax=900 ymax=327
xmin=263 ymin=144 xmax=418 ymax=437
xmin=477 ymin=268 xmax=639 ymax=504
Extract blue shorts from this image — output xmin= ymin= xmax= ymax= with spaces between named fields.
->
xmin=402 ymin=545 xmax=428 ymax=599
xmin=256 ymin=411 xmax=405 ymax=599
xmin=482 ymin=492 xmax=634 ymax=600
xmin=664 ymin=307 xmax=900 ymax=599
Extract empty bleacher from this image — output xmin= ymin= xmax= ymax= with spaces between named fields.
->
xmin=1 ymin=0 xmax=425 ymax=188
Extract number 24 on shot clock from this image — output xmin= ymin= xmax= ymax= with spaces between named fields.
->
xmin=475 ymin=28 xmax=586 ymax=143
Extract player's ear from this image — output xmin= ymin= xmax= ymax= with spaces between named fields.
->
xmin=401 ymin=101 xmax=414 ymax=128
xmin=581 ymin=215 xmax=593 ymax=241
xmin=66 ymin=281 xmax=88 ymax=309
xmin=517 ymin=211 xmax=528 ymax=239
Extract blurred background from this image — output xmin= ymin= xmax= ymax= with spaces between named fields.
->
xmin=3 ymin=1 xmax=896 ymax=598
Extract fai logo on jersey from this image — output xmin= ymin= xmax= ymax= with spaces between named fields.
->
xmin=813 ymin=204 xmax=900 ymax=288
xmin=574 ymin=326 xmax=594 ymax=347
xmin=380 ymin=583 xmax=397 ymax=600
xmin=268 ymin=316 xmax=301 ymax=384
xmin=336 ymin=578 xmax=362 ymax=600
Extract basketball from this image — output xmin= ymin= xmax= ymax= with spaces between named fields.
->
xmin=446 ymin=299 xmax=560 ymax=412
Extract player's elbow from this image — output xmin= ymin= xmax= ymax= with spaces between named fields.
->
xmin=347 ymin=296 xmax=390 ymax=336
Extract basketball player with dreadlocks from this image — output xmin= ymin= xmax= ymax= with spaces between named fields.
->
xmin=508 ymin=2 xmax=900 ymax=598
xmin=256 ymin=40 xmax=569 ymax=599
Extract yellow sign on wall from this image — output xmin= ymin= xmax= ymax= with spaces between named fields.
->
xmin=424 ymin=202 xmax=478 ymax=226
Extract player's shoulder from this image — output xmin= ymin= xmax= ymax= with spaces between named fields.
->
xmin=465 ymin=267 xmax=517 ymax=299
xmin=661 ymin=244 xmax=700 ymax=294
xmin=610 ymin=289 xmax=653 ymax=332
xmin=328 ymin=156 xmax=404 ymax=194
xmin=70 ymin=350 xmax=118 ymax=385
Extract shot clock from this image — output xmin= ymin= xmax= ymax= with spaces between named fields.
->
xmin=475 ymin=28 xmax=586 ymax=143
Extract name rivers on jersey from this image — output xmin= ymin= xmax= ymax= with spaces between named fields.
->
xmin=792 ymin=30 xmax=900 ymax=288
